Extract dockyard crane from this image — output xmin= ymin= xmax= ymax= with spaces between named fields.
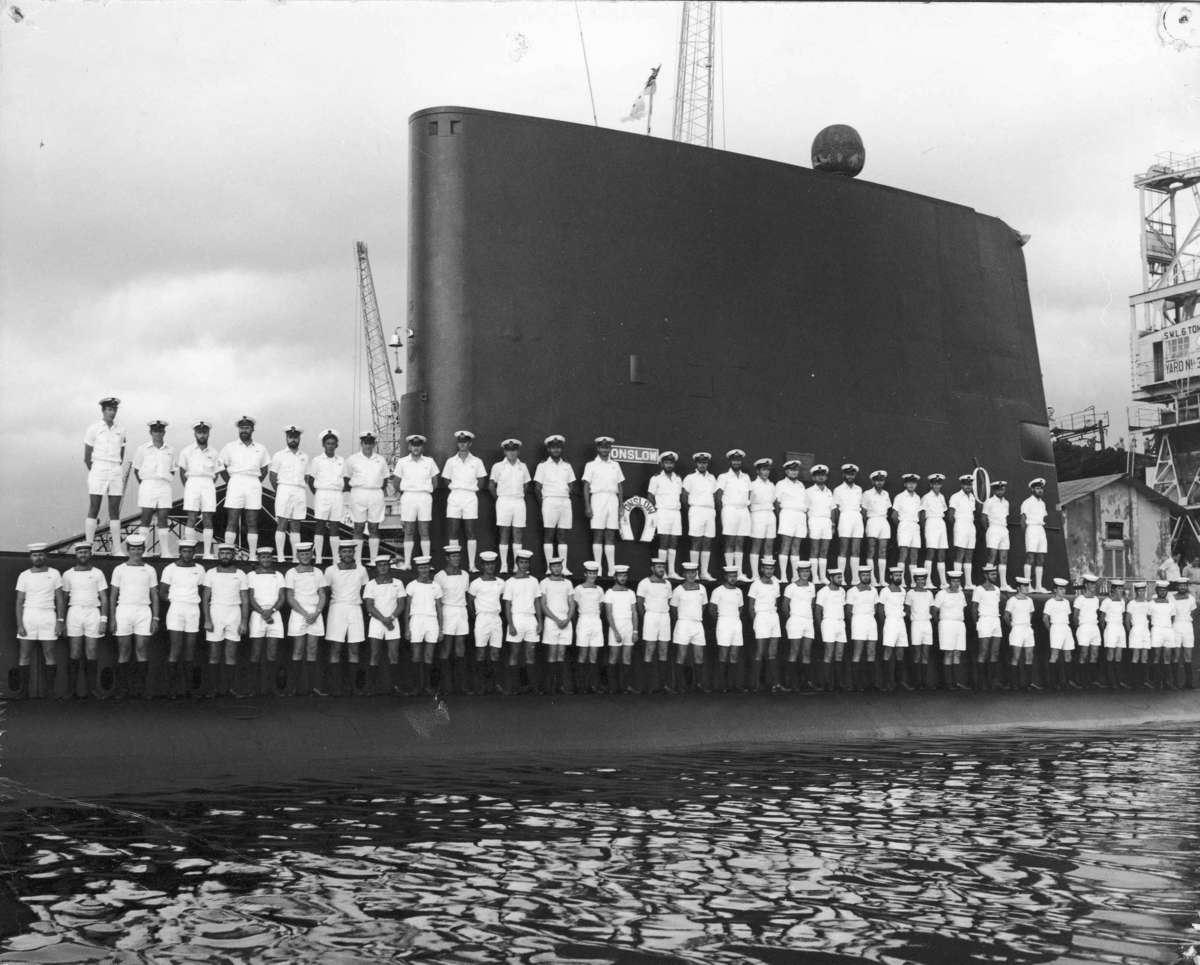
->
xmin=670 ymin=1 xmax=716 ymax=147
xmin=356 ymin=241 xmax=403 ymax=466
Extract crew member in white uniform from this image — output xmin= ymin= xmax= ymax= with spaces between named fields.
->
xmin=539 ymin=556 xmax=575 ymax=694
xmin=948 ymin=474 xmax=979 ymax=587
xmin=407 ymin=557 xmax=444 ymax=696
xmin=782 ymin=561 xmax=816 ymax=691
xmin=879 ymin=566 xmax=910 ymax=692
xmin=806 ymin=465 xmax=836 ymax=584
xmin=1099 ymin=579 xmax=1128 ymax=690
xmin=711 ymin=567 xmax=746 ymax=693
xmin=365 ymin=555 xmax=407 ymax=695
xmin=15 ymin=543 xmax=63 ymax=699
xmin=932 ymin=570 xmax=969 ymax=690
xmin=346 ymin=431 xmax=390 ymax=565
xmin=716 ymin=449 xmax=752 ymax=581
xmin=862 ymin=470 xmax=892 ymax=588
xmin=324 ymin=543 xmax=369 ymax=695
xmin=814 ymin=570 xmax=847 ymax=690
xmin=110 ymin=535 xmax=159 ymax=699
xmin=637 ymin=556 xmax=674 ymax=693
xmin=972 ymin=564 xmax=1004 ymax=689
xmin=269 ymin=426 xmax=310 ymax=563
xmin=219 ymin=416 xmax=271 ymax=556
xmin=921 ymin=474 xmax=949 ymax=589
xmin=306 ymin=430 xmax=346 ymax=565
xmin=749 ymin=460 xmax=779 ymax=582
xmin=604 ymin=565 xmax=638 ymax=693
xmin=906 ymin=568 xmax=936 ymax=689
xmin=892 ymin=473 xmax=922 ymax=586
xmin=502 ymin=550 xmax=541 ymax=695
xmin=1004 ymin=576 xmax=1039 ymax=690
xmin=776 ymin=460 xmax=809 ymax=584
xmin=435 ymin=544 xmax=471 ymax=692
xmin=467 ymin=551 xmax=505 ymax=693
xmin=60 ymin=541 xmax=110 ymax=699
xmin=573 ymin=563 xmax=606 ymax=692
xmin=748 ymin=557 xmax=784 ymax=693
xmin=1043 ymin=577 xmax=1078 ymax=690
xmin=1149 ymin=580 xmax=1176 ymax=691
xmin=83 ymin=396 xmax=126 ymax=553
xmin=534 ymin=435 xmax=577 ymax=576
xmin=247 ymin=547 xmax=288 ymax=696
xmin=178 ymin=420 xmax=221 ymax=558
xmin=1020 ymin=478 xmax=1050 ymax=593
xmin=647 ymin=452 xmax=684 ymax=579
xmin=284 ymin=542 xmax=328 ymax=696
xmin=846 ymin=566 xmax=880 ymax=691
xmin=833 ymin=464 xmax=865 ymax=585
xmin=441 ymin=430 xmax=487 ymax=572
xmin=160 ymin=539 xmax=205 ymax=697
xmin=670 ymin=564 xmax=709 ymax=694
xmin=983 ymin=480 xmax=1014 ymax=591
xmin=1073 ymin=573 xmax=1103 ymax=688
xmin=132 ymin=420 xmax=176 ymax=556
xmin=1172 ymin=579 xmax=1196 ymax=689
xmin=1127 ymin=581 xmax=1152 ymax=689
xmin=393 ymin=434 xmax=439 ymax=570
xmin=682 ymin=453 xmax=718 ymax=580
xmin=490 ymin=439 xmax=532 ymax=575
xmin=582 ymin=436 xmax=626 ymax=576
xmin=202 ymin=544 xmax=250 ymax=697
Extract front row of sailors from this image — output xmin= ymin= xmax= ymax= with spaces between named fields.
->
xmin=14 ymin=538 xmax=1195 ymax=699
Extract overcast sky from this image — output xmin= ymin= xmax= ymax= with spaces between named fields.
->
xmin=1 ymin=2 xmax=1195 ymax=546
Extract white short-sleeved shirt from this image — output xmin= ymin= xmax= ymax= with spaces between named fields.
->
xmin=270 ymin=449 xmax=310 ymax=487
xmin=747 ymin=578 xmax=781 ymax=615
xmin=774 ymin=478 xmax=809 ymax=512
xmin=84 ymin=421 xmax=126 ymax=463
xmin=920 ymin=491 xmax=947 ymax=519
xmin=833 ymin=482 xmax=863 ymax=516
xmin=637 ymin=578 xmax=673 ymax=614
xmin=490 ymin=459 xmax=532 ymax=498
xmin=468 ymin=577 xmax=504 ymax=615
xmin=534 ymin=459 xmax=577 ymax=498
xmin=862 ymin=488 xmax=891 ymax=520
xmin=573 ymin=584 xmax=605 ymax=618
xmin=407 ymin=579 xmax=444 ymax=619
xmin=1005 ymin=595 xmax=1035 ymax=626
xmin=933 ymin=589 xmax=968 ymax=621
xmin=949 ymin=490 xmax=976 ymax=520
xmin=16 ymin=569 xmax=61 ymax=609
xmin=582 ymin=458 xmax=625 ymax=495
xmin=906 ymin=588 xmax=934 ymax=621
xmin=648 ymin=473 xmax=683 ymax=511
xmin=111 ymin=563 xmax=158 ymax=606
xmin=220 ymin=440 xmax=271 ymax=477
xmin=161 ymin=562 xmax=204 ymax=604
xmin=540 ymin=577 xmax=573 ymax=619
xmin=1099 ymin=597 xmax=1126 ymax=625
xmin=670 ymin=584 xmax=709 ymax=622
xmin=178 ymin=443 xmax=221 ymax=479
xmin=1073 ymin=594 xmax=1101 ymax=626
xmin=61 ymin=567 xmax=108 ymax=608
xmin=435 ymin=570 xmax=470 ymax=609
xmin=711 ymin=584 xmax=744 ymax=619
xmin=324 ymin=564 xmax=368 ymax=605
xmin=1127 ymin=599 xmax=1150 ymax=629
xmin=880 ymin=587 xmax=906 ymax=619
xmin=132 ymin=443 xmax=176 ymax=482
xmin=784 ymin=582 xmax=816 ymax=621
xmin=1044 ymin=597 xmax=1071 ymax=626
xmin=807 ymin=486 xmax=836 ymax=520
xmin=364 ymin=578 xmax=406 ymax=617
xmin=815 ymin=585 xmax=846 ymax=617
xmin=284 ymin=567 xmax=327 ymax=612
xmin=983 ymin=496 xmax=1010 ymax=527
xmin=716 ymin=471 xmax=751 ymax=508
xmin=846 ymin=585 xmax=878 ymax=618
xmin=749 ymin=478 xmax=777 ymax=513
xmin=393 ymin=454 xmax=439 ymax=494
xmin=502 ymin=575 xmax=541 ymax=616
xmin=249 ymin=571 xmax=286 ymax=608
xmin=203 ymin=568 xmax=249 ymax=608
xmin=1021 ymin=496 xmax=1048 ymax=526
xmin=308 ymin=453 xmax=347 ymax=491
xmin=893 ymin=490 xmax=922 ymax=522
xmin=974 ymin=585 xmax=1002 ymax=619
xmin=346 ymin=452 xmax=389 ymax=490
xmin=682 ymin=472 xmax=718 ymax=508
xmin=1172 ymin=594 xmax=1196 ymax=627
xmin=442 ymin=454 xmax=487 ymax=492
xmin=604 ymin=586 xmax=637 ymax=623
xmin=1150 ymin=598 xmax=1175 ymax=629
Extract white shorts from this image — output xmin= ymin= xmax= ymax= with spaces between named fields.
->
xmin=313 ymin=490 xmax=345 ymax=522
xmin=750 ymin=511 xmax=777 ymax=541
xmin=643 ymin=612 xmax=671 ymax=642
xmin=1153 ymin=626 xmax=1178 ymax=649
xmin=837 ymin=514 xmax=864 ymax=539
xmin=976 ymin=615 xmax=1002 ymax=639
xmin=910 ymin=621 xmax=933 ymax=648
xmin=673 ymin=618 xmax=705 ymax=647
xmin=865 ymin=517 xmax=890 ymax=541
xmin=275 ymin=483 xmax=308 ymax=521
xmin=19 ymin=608 xmax=57 ymax=641
xmin=114 ymin=604 xmax=152 ymax=637
xmin=589 ymin=493 xmax=619 ymax=531
xmin=166 ymin=602 xmax=201 ymax=633
xmin=287 ymin=612 xmax=325 ymax=637
xmin=183 ymin=477 xmax=217 ymax=513
xmin=367 ymin=612 xmax=402 ymax=640
xmin=542 ymin=497 xmax=573 ymax=530
xmin=441 ymin=604 xmax=469 ymax=637
xmin=399 ymin=492 xmax=433 ymax=523
xmin=349 ymin=488 xmax=385 ymax=525
xmin=249 ymin=610 xmax=285 ymax=639
xmin=1076 ymin=624 xmax=1101 ymax=649
xmin=1049 ymin=625 xmax=1075 ymax=651
xmin=785 ymin=619 xmax=814 ymax=641
xmin=446 ymin=490 xmax=479 ymax=520
xmin=66 ymin=606 xmax=102 ymax=638
xmin=542 ymin=618 xmax=574 ymax=647
xmin=607 ymin=621 xmax=635 ymax=647
xmin=753 ymin=612 xmax=781 ymax=639
xmin=496 ymin=495 xmax=527 ymax=528
xmin=778 ymin=509 xmax=807 ymax=539
xmin=1024 ymin=524 xmax=1047 ymax=555
xmin=137 ymin=478 xmax=173 ymax=510
xmin=87 ymin=461 xmax=124 ymax=497
xmin=1129 ymin=628 xmax=1151 ymax=650
xmin=896 ymin=521 xmax=921 ymax=549
xmin=924 ymin=520 xmax=948 ymax=550
xmin=820 ymin=620 xmax=847 ymax=644
xmin=1103 ymin=626 xmax=1127 ymax=649
xmin=207 ymin=603 xmax=243 ymax=642
xmin=473 ymin=614 xmax=503 ymax=648
xmin=850 ymin=614 xmax=878 ymax=641
xmin=985 ymin=525 xmax=1009 ymax=551
xmin=325 ymin=603 xmax=365 ymax=644
xmin=576 ymin=617 xmax=604 ymax=649
xmin=656 ymin=508 xmax=682 ymax=537
xmin=809 ymin=518 xmax=833 ymax=542
xmin=721 ymin=506 xmax=751 ymax=538
xmin=226 ymin=475 xmax=264 ymax=511
xmin=688 ymin=506 xmax=716 ymax=539
xmin=1176 ymin=625 xmax=1195 ymax=649
xmin=953 ymin=521 xmax=977 ymax=549
xmin=716 ymin=618 xmax=744 ymax=647
xmin=410 ymin=614 xmax=440 ymax=644
xmin=506 ymin=613 xmax=539 ymax=643
xmin=882 ymin=618 xmax=908 ymax=648
xmin=938 ymin=620 xmax=966 ymax=652
xmin=1009 ymin=626 xmax=1035 ymax=648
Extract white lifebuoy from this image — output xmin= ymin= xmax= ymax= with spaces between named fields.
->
xmin=619 ymin=496 xmax=658 ymax=543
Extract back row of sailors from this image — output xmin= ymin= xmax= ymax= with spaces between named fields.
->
xmin=83 ymin=398 xmax=1051 ymax=589
xmin=17 ymin=538 xmax=1190 ymax=700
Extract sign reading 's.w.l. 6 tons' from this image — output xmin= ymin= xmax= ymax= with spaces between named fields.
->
xmin=1162 ymin=320 xmax=1200 ymax=376
xmin=611 ymin=444 xmax=660 ymax=464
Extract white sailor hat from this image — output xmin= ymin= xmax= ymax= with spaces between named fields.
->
xmin=283 ymin=424 xmax=302 ymax=434
xmin=841 ymin=463 xmax=859 ymax=473
xmin=73 ymin=541 xmax=92 ymax=551
xmin=443 ymin=543 xmax=462 ymax=554
xmin=236 ymin=415 xmax=256 ymax=427
xmin=594 ymin=435 xmax=615 ymax=445
xmin=1108 ymin=579 xmax=1125 ymax=587
xmin=547 ymin=555 xmax=564 ymax=565
xmin=760 ymin=556 xmax=776 ymax=566
xmin=193 ymin=419 xmax=212 ymax=430
xmin=911 ymin=567 xmax=928 ymax=577
xmin=857 ymin=564 xmax=872 ymax=572
xmin=255 ymin=546 xmax=275 ymax=556
xmin=544 ymin=434 xmax=566 ymax=446
xmin=359 ymin=430 xmax=377 ymax=441
xmin=125 ymin=535 xmax=146 ymax=547
xmin=796 ymin=560 xmax=812 ymax=569
xmin=98 ymin=396 xmax=121 ymax=407
xmin=928 ymin=473 xmax=946 ymax=482
xmin=406 ymin=433 xmax=426 ymax=444
xmin=723 ymin=564 xmax=740 ymax=573
xmin=869 ymin=469 xmax=888 ymax=480
xmin=660 ymin=451 xmax=679 ymax=462
xmin=147 ymin=420 xmax=168 ymax=430
xmin=726 ymin=448 xmax=746 ymax=459
xmin=479 ymin=551 xmax=499 ymax=562
xmin=321 ymin=428 xmax=340 ymax=442
xmin=754 ymin=457 xmax=773 ymax=469
xmin=296 ymin=541 xmax=314 ymax=552
xmin=583 ymin=561 xmax=601 ymax=571
xmin=27 ymin=542 xmax=47 ymax=552
xmin=828 ymin=570 xmax=844 ymax=580
xmin=992 ymin=479 xmax=1008 ymax=488
xmin=414 ymin=555 xmax=433 ymax=566
xmin=810 ymin=463 xmax=829 ymax=474
xmin=650 ymin=555 xmax=667 ymax=567
xmin=614 ymin=564 xmax=631 ymax=574
xmin=516 ymin=549 xmax=534 ymax=559
xmin=501 ymin=438 xmax=522 ymax=449
xmin=983 ymin=563 xmax=998 ymax=571
xmin=958 ymin=473 xmax=974 ymax=483
xmin=1055 ymin=578 xmax=1071 ymax=587
xmin=1015 ymin=576 xmax=1031 ymax=585
xmin=693 ymin=451 xmax=712 ymax=461
xmin=216 ymin=542 xmax=236 ymax=552
xmin=783 ymin=459 xmax=802 ymax=470
xmin=374 ymin=554 xmax=392 ymax=564
xmin=1029 ymin=477 xmax=1047 ymax=489
xmin=1082 ymin=573 xmax=1099 ymax=582
xmin=889 ymin=565 xmax=904 ymax=573
xmin=947 ymin=569 xmax=964 ymax=580
xmin=453 ymin=429 xmax=475 ymax=440
xmin=1133 ymin=580 xmax=1147 ymax=589
xmin=1155 ymin=579 xmax=1171 ymax=588
xmin=681 ymin=561 xmax=699 ymax=571
xmin=901 ymin=472 xmax=920 ymax=483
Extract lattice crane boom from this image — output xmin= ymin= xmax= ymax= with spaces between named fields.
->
xmin=671 ymin=1 xmax=715 ymax=148
xmin=356 ymin=242 xmax=403 ymax=466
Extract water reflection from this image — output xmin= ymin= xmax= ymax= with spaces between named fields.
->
xmin=1 ymin=733 xmax=1198 ymax=963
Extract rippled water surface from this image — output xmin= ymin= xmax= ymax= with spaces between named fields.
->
xmin=1 ymin=731 xmax=1199 ymax=964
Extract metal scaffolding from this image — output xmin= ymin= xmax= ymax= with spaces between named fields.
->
xmin=670 ymin=1 xmax=715 ymax=148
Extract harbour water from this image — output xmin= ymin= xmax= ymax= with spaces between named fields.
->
xmin=1 ymin=729 xmax=1198 ymax=963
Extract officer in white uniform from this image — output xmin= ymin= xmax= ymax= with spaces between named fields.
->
xmin=582 ymin=436 xmax=625 ymax=576
xmin=682 ymin=452 xmax=718 ymax=580
xmin=776 ymin=460 xmax=809 ymax=585
xmin=178 ymin=420 xmax=221 ymax=558
xmin=110 ymin=534 xmax=160 ymax=698
xmin=1020 ymin=478 xmax=1050 ymax=593
xmin=806 ymin=465 xmax=836 ymax=585
xmin=219 ymin=416 xmax=271 ymax=557
xmin=60 ymin=541 xmax=110 ymax=698
xmin=862 ymin=470 xmax=892 ymax=588
xmin=749 ymin=459 xmax=779 ymax=582
xmin=647 ymin=451 xmax=685 ymax=579
xmin=15 ymin=543 xmax=63 ymax=698
xmin=490 ymin=439 xmax=532 ymax=575
xmin=982 ymin=480 xmax=1014 ymax=591
xmin=132 ymin=420 xmax=176 ymax=556
xmin=306 ymin=430 xmax=346 ymax=565
xmin=833 ymin=464 xmax=865 ymax=586
xmin=716 ymin=449 xmax=752 ymax=581
xmin=921 ymin=473 xmax=949 ymax=589
xmin=83 ymin=396 xmax=126 ymax=554
xmin=442 ymin=430 xmax=487 ymax=572
xmin=948 ymin=473 xmax=979 ymax=587
xmin=534 ymin=435 xmax=577 ymax=576
xmin=393 ymin=434 xmax=440 ymax=570
xmin=269 ymin=426 xmax=310 ymax=564
xmin=346 ymin=431 xmax=390 ymax=565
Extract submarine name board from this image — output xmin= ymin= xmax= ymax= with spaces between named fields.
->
xmin=612 ymin=445 xmax=660 ymax=464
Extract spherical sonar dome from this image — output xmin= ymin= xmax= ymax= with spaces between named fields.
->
xmin=811 ymin=125 xmax=864 ymax=177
